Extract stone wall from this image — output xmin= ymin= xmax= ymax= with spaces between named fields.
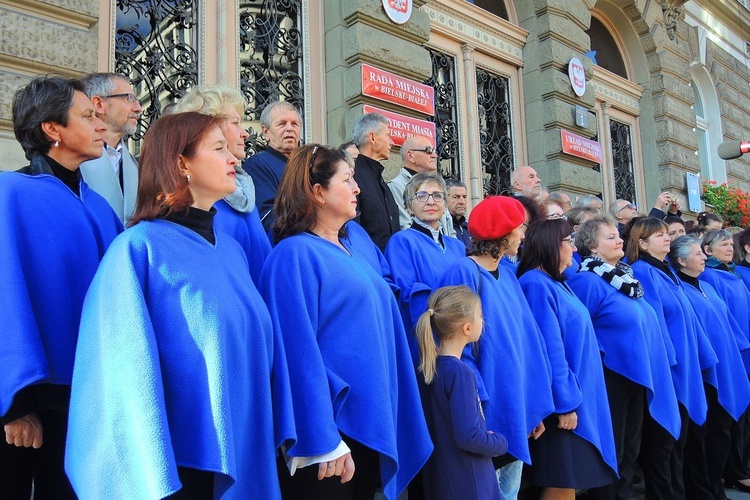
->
xmin=0 ymin=0 xmax=99 ymax=170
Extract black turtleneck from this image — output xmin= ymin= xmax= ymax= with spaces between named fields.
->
xmin=676 ymin=269 xmax=701 ymax=291
xmin=739 ymin=260 xmax=750 ymax=269
xmin=161 ymin=206 xmax=217 ymax=244
xmin=46 ymin=155 xmax=81 ymax=196
xmin=639 ymin=252 xmax=679 ymax=284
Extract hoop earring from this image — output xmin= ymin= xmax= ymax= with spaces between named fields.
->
xmin=186 ymin=174 xmax=191 ymax=183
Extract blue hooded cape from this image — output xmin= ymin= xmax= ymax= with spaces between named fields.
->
xmin=213 ymin=199 xmax=271 ymax=287
xmin=343 ymin=220 xmax=400 ymax=297
xmin=0 ymin=171 xmax=121 ymax=417
xmin=567 ymin=270 xmax=681 ymax=439
xmin=65 ymin=220 xmax=296 ymax=499
xmin=518 ymin=269 xmax=618 ymax=476
xmin=438 ymin=258 xmax=555 ymax=464
xmin=385 ymin=228 xmax=466 ymax=364
xmin=700 ymin=266 xmax=750 ymax=374
xmin=259 ymin=232 xmax=433 ymax=500
xmin=631 ymin=260 xmax=717 ymax=425
xmin=681 ymin=279 xmax=750 ymax=420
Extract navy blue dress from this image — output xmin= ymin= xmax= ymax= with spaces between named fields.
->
xmin=423 ymin=356 xmax=507 ymax=500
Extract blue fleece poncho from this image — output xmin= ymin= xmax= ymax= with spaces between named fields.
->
xmin=735 ymin=265 xmax=750 ymax=293
xmin=438 ymin=258 xmax=555 ymax=464
xmin=343 ymin=220 xmax=399 ymax=297
xmin=213 ymin=199 xmax=271 ymax=287
xmin=0 ymin=172 xmax=122 ymax=417
xmin=681 ymin=279 xmax=750 ymax=420
xmin=567 ymin=271 xmax=681 ymax=439
xmin=700 ymin=267 xmax=750 ymax=374
xmin=385 ymin=228 xmax=466 ymax=364
xmin=65 ymin=220 xmax=296 ymax=499
xmin=259 ymin=232 xmax=433 ymax=500
xmin=631 ymin=260 xmax=717 ymax=425
xmin=518 ymin=269 xmax=618 ymax=476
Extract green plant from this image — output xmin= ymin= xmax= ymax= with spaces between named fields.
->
xmin=702 ymin=180 xmax=750 ymax=227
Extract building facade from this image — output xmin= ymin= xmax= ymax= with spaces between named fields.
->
xmin=2 ymin=0 xmax=749 ymax=217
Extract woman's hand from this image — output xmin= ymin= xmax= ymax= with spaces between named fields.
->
xmin=557 ymin=411 xmax=578 ymax=431
xmin=317 ymin=452 xmax=355 ymax=483
xmin=4 ymin=412 xmax=43 ymax=448
xmin=529 ymin=421 xmax=545 ymax=439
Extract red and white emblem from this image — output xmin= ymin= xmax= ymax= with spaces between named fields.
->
xmin=383 ymin=0 xmax=412 ymax=24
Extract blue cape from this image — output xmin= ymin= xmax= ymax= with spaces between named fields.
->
xmin=439 ymin=258 xmax=555 ymax=464
xmin=735 ymin=265 xmax=750 ymax=293
xmin=518 ymin=269 xmax=618 ymax=476
xmin=242 ymin=149 xmax=286 ymax=232
xmin=213 ymin=199 xmax=271 ymax=287
xmin=385 ymin=228 xmax=466 ymax=364
xmin=700 ymin=267 xmax=750 ymax=374
xmin=259 ymin=232 xmax=433 ymax=500
xmin=682 ymin=279 xmax=750 ymax=420
xmin=631 ymin=260 xmax=717 ymax=425
xmin=65 ymin=220 xmax=295 ymax=499
xmin=343 ymin=220 xmax=400 ymax=297
xmin=0 ymin=172 xmax=121 ymax=416
xmin=567 ymin=271 xmax=681 ymax=439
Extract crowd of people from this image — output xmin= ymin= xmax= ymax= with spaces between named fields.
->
xmin=3 ymin=73 xmax=750 ymax=500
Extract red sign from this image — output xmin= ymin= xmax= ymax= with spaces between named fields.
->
xmin=362 ymin=63 xmax=435 ymax=116
xmin=363 ymin=105 xmax=436 ymax=148
xmin=561 ymin=129 xmax=603 ymax=163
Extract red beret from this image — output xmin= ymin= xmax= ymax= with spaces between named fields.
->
xmin=468 ymin=196 xmax=526 ymax=240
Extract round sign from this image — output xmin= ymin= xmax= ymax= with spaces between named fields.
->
xmin=382 ymin=0 xmax=412 ymax=25
xmin=568 ymin=57 xmax=586 ymax=97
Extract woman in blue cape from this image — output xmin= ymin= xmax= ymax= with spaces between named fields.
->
xmin=735 ymin=227 xmax=750 ymax=293
xmin=0 ymin=76 xmax=122 ymax=498
xmin=518 ymin=218 xmax=618 ymax=499
xmin=65 ymin=112 xmax=296 ymax=499
xmin=669 ymin=235 xmax=750 ymax=499
xmin=626 ymin=217 xmax=717 ymax=500
xmin=173 ymin=85 xmax=271 ymax=285
xmin=385 ymin=171 xmax=466 ymax=365
xmin=568 ymin=216 xmax=679 ymax=500
xmin=438 ymin=196 xmax=554 ymax=499
xmin=260 ymin=144 xmax=432 ymax=500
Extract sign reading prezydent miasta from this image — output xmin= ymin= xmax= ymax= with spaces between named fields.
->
xmin=363 ymin=104 xmax=436 ymax=148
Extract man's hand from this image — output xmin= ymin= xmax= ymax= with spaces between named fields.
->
xmin=4 ymin=412 xmax=43 ymax=448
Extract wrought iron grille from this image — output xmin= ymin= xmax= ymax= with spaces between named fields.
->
xmin=424 ymin=47 xmax=461 ymax=180
xmin=115 ymin=0 xmax=199 ymax=150
xmin=239 ymin=0 xmax=304 ymax=156
xmin=476 ymin=67 xmax=514 ymax=196
xmin=610 ymin=120 xmax=636 ymax=202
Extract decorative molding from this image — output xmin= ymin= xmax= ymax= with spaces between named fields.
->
xmin=660 ymin=1 xmax=684 ymax=41
xmin=422 ymin=3 xmax=525 ymax=65
xmin=0 ymin=0 xmax=98 ymax=29
xmin=302 ymin=0 xmax=312 ymax=144
xmin=591 ymin=66 xmax=644 ymax=115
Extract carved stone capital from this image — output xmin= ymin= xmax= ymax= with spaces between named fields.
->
xmin=660 ymin=0 xmax=685 ymax=41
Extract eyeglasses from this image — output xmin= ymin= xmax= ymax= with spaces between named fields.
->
xmin=309 ymin=144 xmax=321 ymax=170
xmin=546 ymin=213 xmax=567 ymax=220
xmin=561 ymin=237 xmax=576 ymax=248
xmin=617 ymin=203 xmax=636 ymax=212
xmin=101 ymin=93 xmax=140 ymax=104
xmin=409 ymin=146 xmax=436 ymax=155
xmin=412 ymin=191 xmax=446 ymax=203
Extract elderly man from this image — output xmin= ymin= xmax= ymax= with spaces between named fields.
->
xmin=611 ymin=192 xmax=681 ymax=235
xmin=79 ymin=73 xmax=141 ymax=224
xmin=547 ymin=191 xmax=573 ymax=214
xmin=353 ymin=112 xmax=400 ymax=251
xmin=575 ymin=194 xmax=604 ymax=211
xmin=511 ymin=165 xmax=542 ymax=201
xmin=242 ymin=101 xmax=301 ymax=232
xmin=388 ymin=135 xmax=455 ymax=236
xmin=445 ymin=179 xmax=470 ymax=248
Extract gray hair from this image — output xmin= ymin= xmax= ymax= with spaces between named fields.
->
xmin=445 ymin=178 xmax=466 ymax=190
xmin=702 ymin=229 xmax=733 ymax=253
xmin=353 ymin=112 xmax=389 ymax=148
xmin=566 ymin=206 xmax=600 ymax=227
xmin=575 ymin=215 xmax=618 ymax=258
xmin=80 ymin=72 xmax=129 ymax=99
xmin=608 ymin=199 xmax=628 ymax=216
xmin=404 ymin=172 xmax=446 ymax=209
xmin=669 ymin=235 xmax=702 ymax=271
xmin=575 ymin=194 xmax=603 ymax=209
xmin=259 ymin=101 xmax=299 ymax=129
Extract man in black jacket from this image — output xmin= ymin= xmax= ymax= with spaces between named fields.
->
xmin=352 ymin=112 xmax=400 ymax=251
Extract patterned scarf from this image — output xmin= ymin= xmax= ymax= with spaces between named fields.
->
xmin=580 ymin=255 xmax=644 ymax=299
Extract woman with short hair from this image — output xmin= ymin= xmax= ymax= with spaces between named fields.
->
xmin=518 ymin=219 xmax=617 ymax=500
xmin=0 ymin=76 xmax=122 ymax=498
xmin=568 ymin=216 xmax=679 ymax=500
xmin=260 ymin=144 xmax=432 ymax=500
xmin=627 ymin=217 xmax=717 ymax=500
xmin=65 ymin=112 xmax=296 ymax=499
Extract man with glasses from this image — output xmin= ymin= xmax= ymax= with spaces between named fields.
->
xmin=388 ymin=135 xmax=455 ymax=236
xmin=610 ymin=192 xmax=681 ymax=236
xmin=445 ymin=179 xmax=470 ymax=248
xmin=79 ymin=73 xmax=141 ymax=223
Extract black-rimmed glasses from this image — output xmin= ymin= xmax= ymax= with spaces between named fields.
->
xmin=101 ymin=93 xmax=140 ymax=104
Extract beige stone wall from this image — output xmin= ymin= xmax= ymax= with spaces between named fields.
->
xmin=0 ymin=0 xmax=99 ymax=170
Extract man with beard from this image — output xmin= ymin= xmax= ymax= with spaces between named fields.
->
xmin=79 ymin=73 xmax=142 ymax=224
